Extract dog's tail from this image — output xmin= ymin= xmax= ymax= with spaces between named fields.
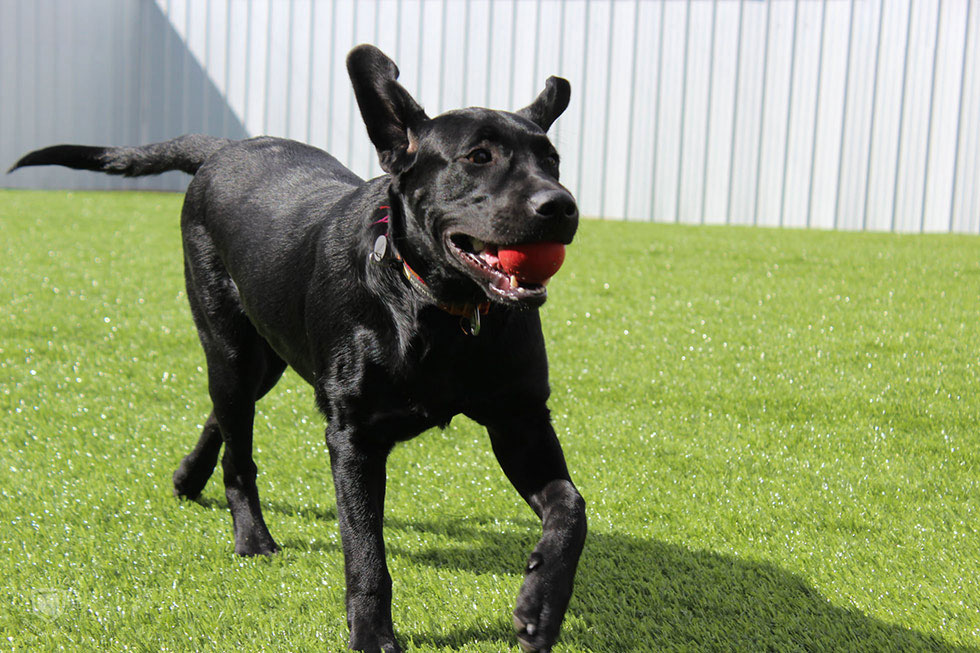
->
xmin=7 ymin=134 xmax=232 ymax=177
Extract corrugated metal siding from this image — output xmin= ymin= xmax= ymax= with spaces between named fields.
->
xmin=1 ymin=0 xmax=978 ymax=233
xmin=0 ymin=0 xmax=249 ymax=192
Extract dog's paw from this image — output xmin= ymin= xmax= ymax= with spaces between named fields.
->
xmin=234 ymin=542 xmax=280 ymax=557
xmin=172 ymin=460 xmax=211 ymax=499
xmin=172 ymin=482 xmax=204 ymax=501
xmin=512 ymin=552 xmax=567 ymax=652
xmin=233 ymin=532 xmax=280 ymax=557
xmin=348 ymin=632 xmax=402 ymax=653
xmin=514 ymin=614 xmax=552 ymax=653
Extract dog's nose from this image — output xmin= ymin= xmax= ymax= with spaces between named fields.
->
xmin=529 ymin=189 xmax=578 ymax=221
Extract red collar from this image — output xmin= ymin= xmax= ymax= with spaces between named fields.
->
xmin=372 ymin=209 xmax=490 ymax=335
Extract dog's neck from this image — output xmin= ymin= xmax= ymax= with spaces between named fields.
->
xmin=369 ymin=207 xmax=489 ymax=335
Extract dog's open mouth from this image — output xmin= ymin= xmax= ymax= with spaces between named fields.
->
xmin=447 ymin=234 xmax=550 ymax=305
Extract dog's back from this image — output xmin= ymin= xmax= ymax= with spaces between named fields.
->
xmin=186 ymin=135 xmax=367 ymax=274
xmin=180 ymin=136 xmax=395 ymax=382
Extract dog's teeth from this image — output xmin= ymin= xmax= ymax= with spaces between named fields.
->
xmin=510 ymin=275 xmax=519 ymax=289
xmin=471 ymin=237 xmax=485 ymax=253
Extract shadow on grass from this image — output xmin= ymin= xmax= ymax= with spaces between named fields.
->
xmin=383 ymin=517 xmax=977 ymax=653
xmin=184 ymin=500 xmax=975 ymax=651
xmin=187 ymin=495 xmax=340 ymax=555
xmin=191 ymin=495 xmax=337 ymax=524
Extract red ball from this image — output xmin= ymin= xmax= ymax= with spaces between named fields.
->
xmin=497 ymin=242 xmax=566 ymax=284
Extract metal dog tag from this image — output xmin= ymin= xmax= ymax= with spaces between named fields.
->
xmin=371 ymin=234 xmax=388 ymax=262
xmin=461 ymin=307 xmax=481 ymax=336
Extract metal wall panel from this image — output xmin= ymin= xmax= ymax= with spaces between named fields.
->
xmin=1 ymin=0 xmax=977 ymax=233
xmin=0 ymin=0 xmax=249 ymax=192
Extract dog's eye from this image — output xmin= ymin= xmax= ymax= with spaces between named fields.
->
xmin=544 ymin=154 xmax=560 ymax=168
xmin=466 ymin=148 xmax=493 ymax=165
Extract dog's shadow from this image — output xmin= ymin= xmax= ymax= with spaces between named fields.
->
xmin=195 ymin=500 xmax=975 ymax=652
xmin=194 ymin=495 xmax=338 ymax=525
xmin=381 ymin=516 xmax=975 ymax=652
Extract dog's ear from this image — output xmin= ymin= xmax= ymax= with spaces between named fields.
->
xmin=516 ymin=76 xmax=571 ymax=132
xmin=347 ymin=44 xmax=429 ymax=174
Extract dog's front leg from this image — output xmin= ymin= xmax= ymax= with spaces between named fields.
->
xmin=487 ymin=410 xmax=587 ymax=652
xmin=326 ymin=426 xmax=401 ymax=653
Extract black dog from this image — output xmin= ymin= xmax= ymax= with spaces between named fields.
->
xmin=11 ymin=44 xmax=586 ymax=652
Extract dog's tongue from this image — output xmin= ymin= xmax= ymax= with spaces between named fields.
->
xmin=496 ymin=242 xmax=566 ymax=285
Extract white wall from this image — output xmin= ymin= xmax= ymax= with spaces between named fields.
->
xmin=3 ymin=0 xmax=979 ymax=233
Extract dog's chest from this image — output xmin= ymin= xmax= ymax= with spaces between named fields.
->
xmin=321 ymin=308 xmax=548 ymax=442
xmin=385 ymin=341 xmax=485 ymax=430
xmin=323 ymin=332 xmax=490 ymax=440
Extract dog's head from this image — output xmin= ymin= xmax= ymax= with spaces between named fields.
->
xmin=348 ymin=44 xmax=578 ymax=309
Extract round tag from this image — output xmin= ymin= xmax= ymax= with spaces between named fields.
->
xmin=371 ymin=234 xmax=388 ymax=262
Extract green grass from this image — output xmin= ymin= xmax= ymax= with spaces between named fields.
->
xmin=1 ymin=189 xmax=978 ymax=652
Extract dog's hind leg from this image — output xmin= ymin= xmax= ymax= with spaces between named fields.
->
xmin=177 ymin=225 xmax=287 ymax=556
xmin=207 ymin=343 xmax=285 ymax=556
xmin=173 ymin=359 xmax=286 ymax=500
xmin=172 ymin=411 xmax=222 ymax=499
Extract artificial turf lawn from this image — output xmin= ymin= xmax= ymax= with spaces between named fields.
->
xmin=0 ymin=189 xmax=978 ymax=652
